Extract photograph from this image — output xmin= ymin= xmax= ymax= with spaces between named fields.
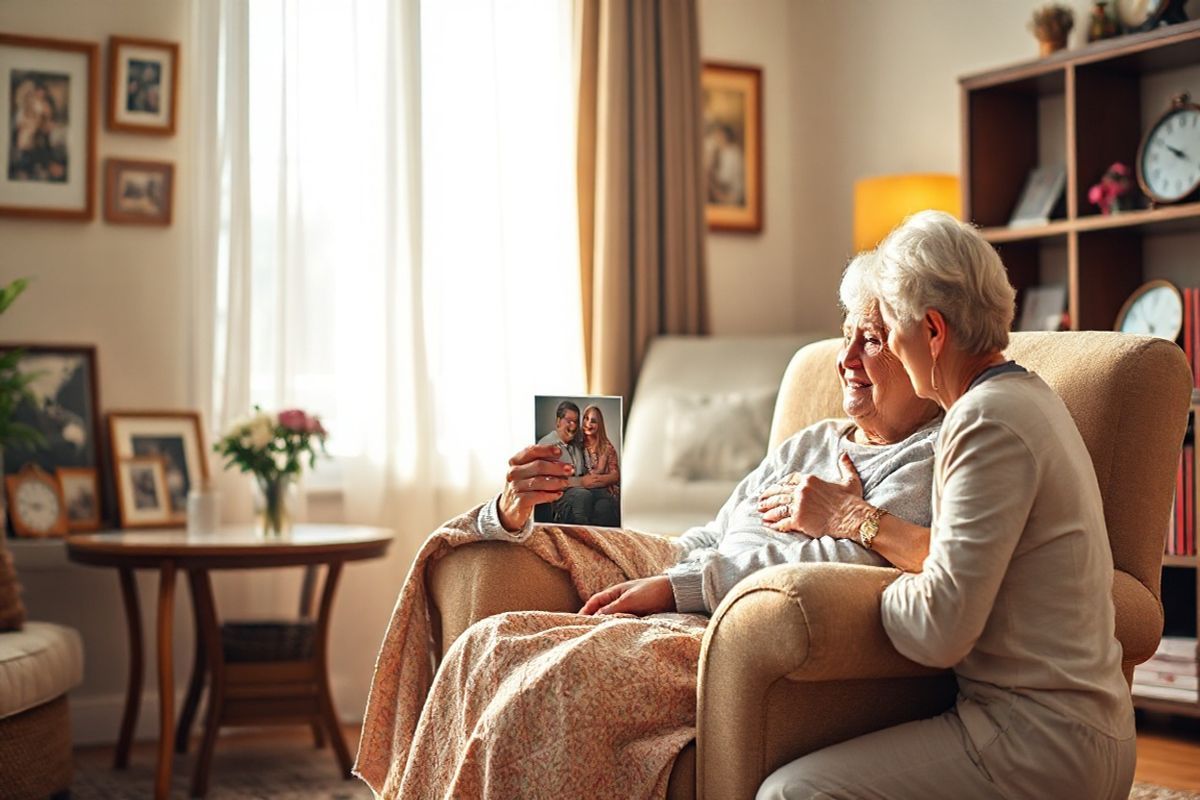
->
xmin=701 ymin=62 xmax=762 ymax=233
xmin=532 ymin=394 xmax=623 ymax=529
xmin=109 ymin=410 xmax=207 ymax=527
xmin=56 ymin=466 xmax=100 ymax=531
xmin=104 ymin=158 xmax=173 ymax=225
xmin=0 ymin=34 xmax=97 ymax=219
xmin=1 ymin=345 xmax=102 ymax=484
xmin=107 ymin=36 xmax=178 ymax=135
xmin=116 ymin=456 xmax=170 ymax=527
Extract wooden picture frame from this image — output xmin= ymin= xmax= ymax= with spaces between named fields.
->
xmin=104 ymin=158 xmax=173 ymax=225
xmin=1 ymin=343 xmax=103 ymax=484
xmin=115 ymin=456 xmax=171 ymax=528
xmin=56 ymin=466 xmax=101 ymax=531
xmin=0 ymin=33 xmax=99 ymax=220
xmin=109 ymin=410 xmax=208 ymax=528
xmin=702 ymin=62 xmax=763 ymax=233
xmin=107 ymin=36 xmax=178 ymax=135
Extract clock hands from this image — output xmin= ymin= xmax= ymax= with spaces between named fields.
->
xmin=1166 ymin=143 xmax=1193 ymax=162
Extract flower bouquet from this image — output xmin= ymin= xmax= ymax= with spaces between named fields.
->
xmin=214 ymin=407 xmax=328 ymax=536
xmin=1088 ymin=162 xmax=1134 ymax=215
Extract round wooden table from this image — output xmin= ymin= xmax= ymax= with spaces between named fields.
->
xmin=67 ymin=525 xmax=393 ymax=800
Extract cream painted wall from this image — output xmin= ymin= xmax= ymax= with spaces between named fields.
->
xmin=701 ymin=0 xmax=1200 ymax=335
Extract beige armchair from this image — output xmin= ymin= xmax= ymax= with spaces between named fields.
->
xmin=427 ymin=331 xmax=1190 ymax=800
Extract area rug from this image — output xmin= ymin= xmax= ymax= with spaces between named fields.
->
xmin=72 ymin=737 xmax=373 ymax=799
xmin=1131 ymin=785 xmax=1200 ymax=800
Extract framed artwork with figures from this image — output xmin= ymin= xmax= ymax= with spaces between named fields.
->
xmin=108 ymin=410 xmax=207 ymax=527
xmin=702 ymin=62 xmax=762 ymax=233
xmin=107 ymin=36 xmax=178 ymax=135
xmin=104 ymin=158 xmax=173 ymax=225
xmin=1 ymin=344 xmax=102 ymax=484
xmin=0 ymin=34 xmax=98 ymax=220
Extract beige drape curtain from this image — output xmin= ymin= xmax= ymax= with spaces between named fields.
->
xmin=576 ymin=0 xmax=709 ymax=400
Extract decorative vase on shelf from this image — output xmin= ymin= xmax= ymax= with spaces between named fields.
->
xmin=254 ymin=475 xmax=297 ymax=537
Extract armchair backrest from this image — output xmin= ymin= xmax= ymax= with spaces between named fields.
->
xmin=768 ymin=331 xmax=1191 ymax=609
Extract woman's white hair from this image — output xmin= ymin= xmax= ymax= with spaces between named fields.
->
xmin=856 ymin=210 xmax=1015 ymax=355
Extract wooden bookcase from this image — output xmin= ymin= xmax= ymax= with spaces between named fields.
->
xmin=960 ymin=19 xmax=1200 ymax=332
xmin=961 ymin=23 xmax=1200 ymax=717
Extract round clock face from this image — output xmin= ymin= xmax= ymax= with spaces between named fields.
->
xmin=15 ymin=479 xmax=62 ymax=534
xmin=1118 ymin=283 xmax=1182 ymax=340
xmin=1139 ymin=103 xmax=1200 ymax=204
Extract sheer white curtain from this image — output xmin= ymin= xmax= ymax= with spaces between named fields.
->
xmin=191 ymin=0 xmax=584 ymax=557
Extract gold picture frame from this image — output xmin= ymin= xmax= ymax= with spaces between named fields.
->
xmin=702 ymin=62 xmax=763 ymax=233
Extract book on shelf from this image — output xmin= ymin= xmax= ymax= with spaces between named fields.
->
xmin=1132 ymin=682 xmax=1199 ymax=703
xmin=1134 ymin=668 xmax=1199 ymax=689
xmin=1155 ymin=636 xmax=1198 ymax=660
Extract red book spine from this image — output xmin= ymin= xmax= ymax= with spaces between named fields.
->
xmin=1177 ymin=449 xmax=1185 ymax=556
xmin=1187 ymin=444 xmax=1194 ymax=556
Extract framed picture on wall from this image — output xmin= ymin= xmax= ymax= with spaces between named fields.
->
xmin=104 ymin=158 xmax=173 ymax=225
xmin=0 ymin=33 xmax=98 ymax=220
xmin=107 ymin=36 xmax=178 ymax=135
xmin=702 ymin=62 xmax=763 ymax=233
xmin=108 ymin=411 xmax=208 ymax=527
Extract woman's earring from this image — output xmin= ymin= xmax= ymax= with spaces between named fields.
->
xmin=930 ymin=355 xmax=939 ymax=392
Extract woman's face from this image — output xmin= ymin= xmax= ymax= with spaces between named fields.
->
xmin=838 ymin=308 xmax=934 ymax=441
xmin=879 ymin=302 xmax=937 ymax=401
xmin=582 ymin=408 xmax=602 ymax=438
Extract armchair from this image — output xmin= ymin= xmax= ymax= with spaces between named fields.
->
xmin=427 ymin=331 xmax=1189 ymax=800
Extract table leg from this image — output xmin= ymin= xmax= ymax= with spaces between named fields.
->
xmin=115 ymin=568 xmax=143 ymax=770
xmin=176 ymin=568 xmax=208 ymax=754
xmin=154 ymin=561 xmax=176 ymax=800
xmin=189 ymin=569 xmax=225 ymax=799
xmin=314 ymin=561 xmax=353 ymax=777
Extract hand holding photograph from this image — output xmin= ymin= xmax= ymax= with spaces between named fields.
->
xmin=532 ymin=395 xmax=623 ymax=528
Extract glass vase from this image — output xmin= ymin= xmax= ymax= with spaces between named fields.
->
xmin=255 ymin=475 xmax=296 ymax=537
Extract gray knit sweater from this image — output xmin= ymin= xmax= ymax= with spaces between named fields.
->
xmin=476 ymin=417 xmax=939 ymax=615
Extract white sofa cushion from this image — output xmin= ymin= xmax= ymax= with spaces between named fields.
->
xmin=663 ymin=389 xmax=777 ymax=481
xmin=0 ymin=621 xmax=84 ymax=719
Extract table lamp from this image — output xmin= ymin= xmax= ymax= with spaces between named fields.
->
xmin=853 ymin=173 xmax=961 ymax=252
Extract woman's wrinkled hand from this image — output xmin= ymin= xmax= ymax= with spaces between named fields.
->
xmin=497 ymin=444 xmax=575 ymax=532
xmin=757 ymin=453 xmax=867 ymax=537
xmin=580 ymin=473 xmax=603 ymax=489
xmin=579 ymin=575 xmax=676 ymax=616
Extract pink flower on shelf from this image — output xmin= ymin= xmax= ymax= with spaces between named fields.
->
xmin=278 ymin=409 xmax=308 ymax=431
xmin=1107 ymin=161 xmax=1129 ymax=177
xmin=1087 ymin=161 xmax=1134 ymax=215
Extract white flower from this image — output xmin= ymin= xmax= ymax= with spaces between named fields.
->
xmin=273 ymin=451 xmax=289 ymax=471
xmin=248 ymin=415 xmax=274 ymax=450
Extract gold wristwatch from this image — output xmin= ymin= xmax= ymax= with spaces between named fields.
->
xmin=858 ymin=506 xmax=887 ymax=550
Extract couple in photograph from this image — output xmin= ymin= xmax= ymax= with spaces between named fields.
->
xmin=533 ymin=400 xmax=620 ymax=528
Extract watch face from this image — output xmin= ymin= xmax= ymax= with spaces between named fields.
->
xmin=1120 ymin=284 xmax=1183 ymax=340
xmin=15 ymin=479 xmax=62 ymax=534
xmin=1140 ymin=105 xmax=1200 ymax=203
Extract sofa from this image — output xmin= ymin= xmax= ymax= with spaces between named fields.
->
xmin=0 ymin=544 xmax=84 ymax=800
xmin=427 ymin=331 xmax=1189 ymax=799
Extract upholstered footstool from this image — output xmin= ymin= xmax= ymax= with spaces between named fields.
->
xmin=0 ymin=621 xmax=85 ymax=800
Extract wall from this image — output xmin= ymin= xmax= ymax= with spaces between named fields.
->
xmin=700 ymin=0 xmax=1200 ymax=335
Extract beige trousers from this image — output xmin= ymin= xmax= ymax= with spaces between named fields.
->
xmin=757 ymin=702 xmax=1135 ymax=800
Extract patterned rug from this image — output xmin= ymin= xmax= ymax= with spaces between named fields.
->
xmin=73 ymin=735 xmax=373 ymax=799
xmin=1132 ymin=785 xmax=1200 ymax=800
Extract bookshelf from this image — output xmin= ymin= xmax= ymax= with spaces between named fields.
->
xmin=961 ymin=23 xmax=1200 ymax=715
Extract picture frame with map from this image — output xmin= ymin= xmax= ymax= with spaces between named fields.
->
xmin=1 ymin=344 xmax=102 ymax=482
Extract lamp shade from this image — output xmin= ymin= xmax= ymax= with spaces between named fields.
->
xmin=853 ymin=173 xmax=961 ymax=252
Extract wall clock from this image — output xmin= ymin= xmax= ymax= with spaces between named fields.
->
xmin=1136 ymin=93 xmax=1200 ymax=205
xmin=1114 ymin=279 xmax=1183 ymax=340
xmin=5 ymin=463 xmax=68 ymax=538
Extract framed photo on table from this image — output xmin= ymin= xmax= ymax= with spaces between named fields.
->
xmin=104 ymin=158 xmax=173 ymax=225
xmin=109 ymin=411 xmax=207 ymax=527
xmin=115 ymin=456 xmax=171 ymax=528
xmin=56 ymin=466 xmax=101 ymax=531
xmin=702 ymin=62 xmax=763 ymax=233
xmin=107 ymin=36 xmax=178 ymax=135
xmin=0 ymin=344 xmax=103 ymax=480
xmin=0 ymin=34 xmax=99 ymax=220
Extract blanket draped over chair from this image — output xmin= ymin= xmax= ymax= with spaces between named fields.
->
xmin=355 ymin=506 xmax=705 ymax=799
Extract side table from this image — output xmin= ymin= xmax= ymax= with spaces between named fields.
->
xmin=67 ymin=524 xmax=392 ymax=799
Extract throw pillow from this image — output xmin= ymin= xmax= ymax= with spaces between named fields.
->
xmin=663 ymin=389 xmax=777 ymax=482
xmin=0 ymin=541 xmax=26 ymax=631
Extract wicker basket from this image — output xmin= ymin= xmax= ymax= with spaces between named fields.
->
xmin=220 ymin=620 xmax=316 ymax=663
xmin=0 ymin=694 xmax=73 ymax=800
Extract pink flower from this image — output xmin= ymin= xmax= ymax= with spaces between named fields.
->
xmin=278 ymin=409 xmax=308 ymax=431
xmin=305 ymin=415 xmax=326 ymax=436
xmin=1108 ymin=162 xmax=1129 ymax=177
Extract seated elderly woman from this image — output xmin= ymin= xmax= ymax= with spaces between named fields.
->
xmin=759 ymin=212 xmax=1135 ymax=799
xmin=367 ymin=297 xmax=943 ymax=799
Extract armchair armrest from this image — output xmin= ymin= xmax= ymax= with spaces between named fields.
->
xmin=426 ymin=540 xmax=579 ymax=658
xmin=695 ymin=562 xmax=956 ymax=800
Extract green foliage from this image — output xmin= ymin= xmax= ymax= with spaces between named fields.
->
xmin=0 ymin=279 xmax=43 ymax=450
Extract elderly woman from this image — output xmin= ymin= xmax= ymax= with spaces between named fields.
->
xmin=759 ymin=211 xmax=1135 ymax=799
xmin=484 ymin=296 xmax=941 ymax=615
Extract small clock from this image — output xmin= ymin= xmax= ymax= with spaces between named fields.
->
xmin=1114 ymin=279 xmax=1183 ymax=340
xmin=5 ymin=463 xmax=68 ymax=538
xmin=1137 ymin=94 xmax=1200 ymax=205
